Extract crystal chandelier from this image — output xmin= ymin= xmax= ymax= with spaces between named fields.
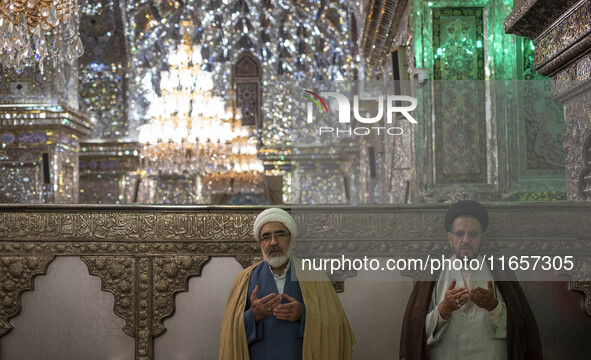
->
xmin=138 ymin=25 xmax=264 ymax=202
xmin=0 ymin=0 xmax=84 ymax=73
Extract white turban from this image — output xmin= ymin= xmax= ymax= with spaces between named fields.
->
xmin=253 ymin=208 xmax=298 ymax=241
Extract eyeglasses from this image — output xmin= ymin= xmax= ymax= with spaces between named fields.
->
xmin=450 ymin=230 xmax=481 ymax=240
xmin=259 ymin=231 xmax=291 ymax=242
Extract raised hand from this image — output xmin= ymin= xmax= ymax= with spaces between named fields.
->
xmin=471 ymin=280 xmax=498 ymax=311
xmin=273 ymin=293 xmax=303 ymax=322
xmin=250 ymin=285 xmax=282 ymax=322
xmin=438 ymin=279 xmax=470 ymax=320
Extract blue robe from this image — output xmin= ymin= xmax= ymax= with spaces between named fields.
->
xmin=243 ymin=261 xmax=306 ymax=360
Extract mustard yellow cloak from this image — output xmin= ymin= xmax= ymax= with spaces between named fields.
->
xmin=219 ymin=258 xmax=355 ymax=360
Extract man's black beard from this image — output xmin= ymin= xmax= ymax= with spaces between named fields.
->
xmin=454 ymin=250 xmax=479 ymax=261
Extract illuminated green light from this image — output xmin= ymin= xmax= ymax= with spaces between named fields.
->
xmin=427 ymin=1 xmax=433 ymax=6
xmin=280 ymin=155 xmax=285 ymax=161
xmin=476 ymin=40 xmax=483 ymax=48
xmin=530 ymin=42 xmax=535 ymax=51
xmin=437 ymin=48 xmax=443 ymax=56
xmin=466 ymin=49 xmax=473 ymax=54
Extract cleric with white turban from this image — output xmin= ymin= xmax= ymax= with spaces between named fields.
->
xmin=219 ymin=208 xmax=355 ymax=360
xmin=253 ymin=208 xmax=298 ymax=242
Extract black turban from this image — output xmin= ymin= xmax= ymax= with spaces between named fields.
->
xmin=444 ymin=200 xmax=488 ymax=232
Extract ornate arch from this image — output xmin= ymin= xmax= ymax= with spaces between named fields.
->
xmin=0 ymin=256 xmax=55 ymax=336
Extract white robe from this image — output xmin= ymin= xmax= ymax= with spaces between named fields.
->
xmin=425 ymin=255 xmax=508 ymax=360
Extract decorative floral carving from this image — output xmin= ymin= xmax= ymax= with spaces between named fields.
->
xmin=0 ymin=255 xmax=55 ymax=336
xmin=152 ymin=256 xmax=210 ymax=336
xmin=562 ymin=93 xmax=591 ymax=200
xmin=0 ymin=211 xmax=255 ymax=241
xmin=327 ymin=268 xmax=358 ymax=293
xmin=533 ymin=0 xmax=591 ymax=68
xmin=80 ymin=256 xmax=136 ymax=336
xmin=234 ymin=255 xmax=263 ymax=269
xmin=137 ymin=257 xmax=151 ymax=360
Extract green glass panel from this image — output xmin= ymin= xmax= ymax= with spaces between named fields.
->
xmin=433 ymin=8 xmax=486 ymax=183
xmin=433 ymin=8 xmax=484 ymax=80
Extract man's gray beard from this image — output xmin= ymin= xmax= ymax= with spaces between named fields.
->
xmin=264 ymin=243 xmax=292 ymax=268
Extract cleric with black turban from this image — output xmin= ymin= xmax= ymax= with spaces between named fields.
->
xmin=400 ymin=200 xmax=542 ymax=360
xmin=443 ymin=200 xmax=489 ymax=232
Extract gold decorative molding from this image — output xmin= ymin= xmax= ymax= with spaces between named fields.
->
xmin=504 ymin=0 xmax=580 ymax=40
xmin=0 ymin=210 xmax=256 ymax=242
xmin=0 ymin=205 xmax=590 ymax=261
xmin=553 ymin=54 xmax=591 ymax=100
xmin=0 ymin=241 xmax=260 ymax=256
xmin=152 ymin=256 xmax=210 ymax=336
xmin=0 ymin=204 xmax=589 ymax=243
xmin=533 ymin=1 xmax=591 ymax=69
xmin=79 ymin=255 xmax=213 ymax=359
xmin=137 ymin=257 xmax=151 ymax=360
xmin=80 ymin=256 xmax=136 ymax=336
xmin=0 ymin=255 xmax=55 ymax=336
xmin=505 ymin=0 xmax=591 ymax=78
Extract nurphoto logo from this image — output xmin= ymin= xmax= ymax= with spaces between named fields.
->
xmin=303 ymin=89 xmax=417 ymax=136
